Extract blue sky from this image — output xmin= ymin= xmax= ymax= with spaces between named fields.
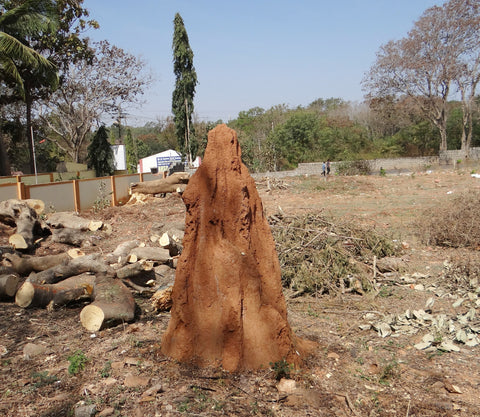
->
xmin=82 ymin=0 xmax=443 ymax=125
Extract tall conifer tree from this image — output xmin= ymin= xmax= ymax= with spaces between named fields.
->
xmin=87 ymin=125 xmax=114 ymax=177
xmin=171 ymin=13 xmax=197 ymax=165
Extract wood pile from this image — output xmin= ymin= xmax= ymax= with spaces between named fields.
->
xmin=0 ymin=199 xmax=180 ymax=332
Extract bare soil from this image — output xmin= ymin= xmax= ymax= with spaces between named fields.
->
xmin=1 ymin=169 xmax=480 ymax=417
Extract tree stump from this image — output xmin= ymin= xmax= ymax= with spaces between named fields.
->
xmin=161 ymin=124 xmax=311 ymax=371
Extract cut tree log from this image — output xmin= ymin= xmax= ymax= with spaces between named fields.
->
xmin=15 ymin=273 xmax=95 ymax=308
xmin=129 ymin=247 xmax=171 ymax=264
xmin=8 ymin=234 xmax=28 ymax=250
xmin=0 ymin=199 xmax=44 ymax=250
xmin=115 ymin=262 xmax=146 ymax=280
xmin=51 ymin=227 xmax=93 ymax=247
xmin=151 ymin=220 xmax=185 ymax=236
xmin=80 ymin=273 xmax=135 ymax=332
xmin=27 ymin=254 xmax=108 ymax=285
xmin=0 ymin=265 xmax=15 ymax=275
xmin=105 ymin=240 xmax=140 ymax=265
xmin=46 ymin=212 xmax=103 ymax=231
xmin=0 ymin=274 xmax=20 ymax=298
xmin=129 ymin=172 xmax=190 ymax=195
xmin=153 ymin=265 xmax=176 ymax=287
xmin=4 ymin=252 xmax=71 ymax=276
xmin=158 ymin=231 xmax=183 ymax=256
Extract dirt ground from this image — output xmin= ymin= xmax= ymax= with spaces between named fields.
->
xmin=1 ymin=168 xmax=480 ymax=417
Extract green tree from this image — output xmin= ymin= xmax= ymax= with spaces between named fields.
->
xmin=172 ymin=12 xmax=197 ymax=165
xmin=0 ymin=0 xmax=58 ymax=96
xmin=0 ymin=0 xmax=59 ymax=175
xmin=87 ymin=125 xmax=113 ymax=177
xmin=124 ymin=128 xmax=136 ymax=173
xmin=270 ymin=112 xmax=320 ymax=170
xmin=1 ymin=0 xmax=98 ymax=174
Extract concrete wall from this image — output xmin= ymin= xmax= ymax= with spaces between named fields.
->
xmin=0 ymin=172 xmax=163 ymax=212
xmin=439 ymin=147 xmax=480 ymax=164
xmin=251 ymin=151 xmax=480 ymax=179
xmin=0 ymin=183 xmax=18 ymax=201
xmin=28 ymin=181 xmax=76 ymax=212
xmin=78 ymin=178 xmax=113 ymax=211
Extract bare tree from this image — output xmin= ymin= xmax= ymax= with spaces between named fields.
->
xmin=39 ymin=40 xmax=151 ymax=162
xmin=363 ymin=3 xmax=460 ymax=152
xmin=447 ymin=0 xmax=480 ymax=155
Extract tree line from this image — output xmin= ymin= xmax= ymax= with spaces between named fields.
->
xmin=1 ymin=0 xmax=479 ymax=177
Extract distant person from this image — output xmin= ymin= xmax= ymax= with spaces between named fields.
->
xmin=326 ymin=160 xmax=331 ymax=176
xmin=322 ymin=161 xmax=326 ymax=176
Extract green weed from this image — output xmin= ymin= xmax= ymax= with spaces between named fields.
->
xmin=270 ymin=358 xmax=293 ymax=380
xmin=67 ymin=350 xmax=88 ymax=375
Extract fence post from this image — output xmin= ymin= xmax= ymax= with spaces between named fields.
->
xmin=110 ymin=175 xmax=117 ymax=207
xmin=16 ymin=181 xmax=26 ymax=200
xmin=139 ymin=172 xmax=144 ymax=183
xmin=73 ymin=180 xmax=81 ymax=212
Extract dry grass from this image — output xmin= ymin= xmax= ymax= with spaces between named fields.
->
xmin=417 ymin=190 xmax=480 ymax=248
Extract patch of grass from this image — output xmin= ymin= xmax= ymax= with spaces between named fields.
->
xmin=307 ymin=304 xmax=320 ymax=317
xmin=100 ymin=360 xmax=112 ymax=378
xmin=177 ymin=386 xmax=224 ymax=413
xmin=378 ymin=357 xmax=399 ymax=386
xmin=32 ymin=371 xmax=59 ymax=388
xmin=377 ymin=286 xmax=393 ymax=298
xmin=270 ymin=358 xmax=293 ymax=380
xmin=67 ymin=350 xmax=88 ymax=375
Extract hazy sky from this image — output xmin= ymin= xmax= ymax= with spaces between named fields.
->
xmin=81 ymin=0 xmax=443 ymax=125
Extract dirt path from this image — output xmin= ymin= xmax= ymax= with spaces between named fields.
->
xmin=1 ymin=169 xmax=480 ymax=416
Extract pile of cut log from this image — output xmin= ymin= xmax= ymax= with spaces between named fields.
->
xmin=0 ymin=199 xmax=181 ymax=332
xmin=129 ymin=171 xmax=190 ymax=196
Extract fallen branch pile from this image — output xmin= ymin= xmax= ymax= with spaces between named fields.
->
xmin=269 ymin=212 xmax=401 ymax=295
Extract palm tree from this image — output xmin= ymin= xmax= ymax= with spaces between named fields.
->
xmin=0 ymin=0 xmax=58 ymax=175
xmin=0 ymin=0 xmax=58 ymax=97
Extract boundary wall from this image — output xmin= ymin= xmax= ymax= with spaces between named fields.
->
xmin=0 ymin=171 xmax=165 ymax=213
xmin=3 ymin=149 xmax=479 ymax=211
xmin=251 ymin=149 xmax=480 ymax=179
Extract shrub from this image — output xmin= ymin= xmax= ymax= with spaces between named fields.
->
xmin=417 ymin=190 xmax=480 ymax=248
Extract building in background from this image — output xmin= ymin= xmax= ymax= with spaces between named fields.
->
xmin=137 ymin=149 xmax=183 ymax=174
xmin=111 ymin=145 xmax=126 ymax=171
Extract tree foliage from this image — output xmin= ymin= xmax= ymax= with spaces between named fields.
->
xmin=39 ymin=40 xmax=151 ymax=163
xmin=363 ymin=0 xmax=480 ymax=154
xmin=87 ymin=125 xmax=113 ymax=177
xmin=0 ymin=0 xmax=60 ymax=175
xmin=172 ymin=13 xmax=197 ymax=164
xmin=0 ymin=0 xmax=58 ymax=98
xmin=0 ymin=0 xmax=98 ymax=174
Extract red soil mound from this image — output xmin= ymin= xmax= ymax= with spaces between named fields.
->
xmin=161 ymin=124 xmax=309 ymax=371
